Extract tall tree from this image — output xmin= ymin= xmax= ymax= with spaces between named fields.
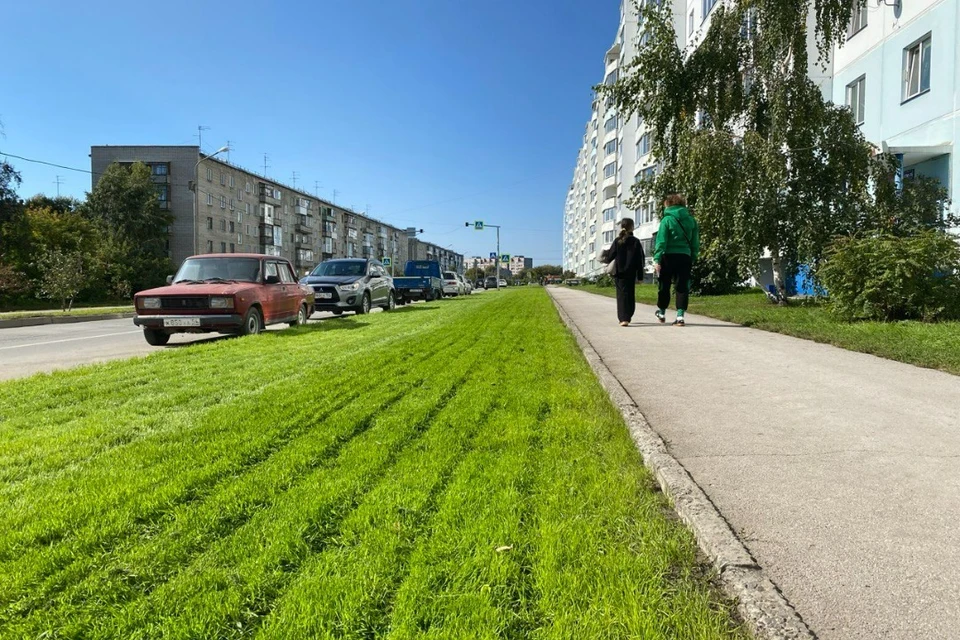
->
xmin=601 ymin=0 xmax=876 ymax=298
xmin=0 ymin=160 xmax=31 ymax=300
xmin=84 ymin=162 xmax=174 ymax=295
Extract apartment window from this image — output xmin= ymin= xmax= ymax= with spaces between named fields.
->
xmin=903 ymin=35 xmax=932 ymax=102
xmin=246 ymin=225 xmax=253 ymax=236
xmin=848 ymin=3 xmax=867 ymax=38
xmin=602 ymin=207 xmax=616 ymax=222
xmin=152 ymin=163 xmax=168 ymax=176
xmin=207 ymin=217 xmax=213 ymax=230
xmin=604 ymin=139 xmax=617 ymax=156
xmin=206 ymin=240 xmax=213 ymax=253
xmin=604 ymin=116 xmax=618 ymax=133
xmin=229 ymin=221 xmax=235 ymax=233
xmin=238 ymin=188 xmax=243 ymax=202
xmin=689 ymin=8 xmax=695 ymax=37
xmin=229 ymin=199 xmax=235 ymax=211
xmin=220 ymin=195 xmax=226 ymax=209
xmin=238 ymin=233 xmax=243 ymax=246
xmin=637 ymin=133 xmax=651 ymax=157
xmin=229 ymin=175 xmax=235 ymax=188
xmin=846 ymin=76 xmax=866 ymax=125
xmin=702 ymin=0 xmax=717 ymax=20
xmin=220 ymin=219 xmax=226 ymax=232
xmin=604 ymin=70 xmax=618 ymax=86
xmin=588 ymin=241 xmax=595 ymax=253
xmin=590 ymin=190 xmax=596 ymax=201
xmin=603 ymin=162 xmax=617 ymax=179
xmin=206 ymin=193 xmax=213 ymax=206
xmin=589 ymin=223 xmax=597 ymax=235
xmin=157 ymin=184 xmax=169 ymax=202
xmin=229 ymin=243 xmax=235 ymax=253
xmin=220 ymin=172 xmax=226 ymax=186
xmin=603 ymin=230 xmax=616 ymax=243
xmin=220 ymin=242 xmax=227 ymax=253
xmin=206 ymin=167 xmax=213 ymax=181
xmin=245 ymin=182 xmax=252 ymax=194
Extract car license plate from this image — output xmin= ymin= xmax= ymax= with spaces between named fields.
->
xmin=316 ymin=293 xmax=333 ymax=299
xmin=409 ymin=289 xmax=422 ymax=293
xmin=163 ymin=317 xmax=201 ymax=327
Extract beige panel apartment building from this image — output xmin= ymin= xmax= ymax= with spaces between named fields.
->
xmin=90 ymin=145 xmax=462 ymax=276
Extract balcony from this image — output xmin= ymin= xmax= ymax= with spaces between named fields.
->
xmin=259 ymin=185 xmax=281 ymax=205
xmin=295 ymin=205 xmax=309 ymax=216
xmin=296 ymin=222 xmax=312 ymax=234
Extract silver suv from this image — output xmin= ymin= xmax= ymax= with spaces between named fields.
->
xmin=300 ymin=259 xmax=396 ymax=315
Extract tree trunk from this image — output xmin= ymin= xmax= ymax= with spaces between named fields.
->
xmin=770 ymin=251 xmax=789 ymax=305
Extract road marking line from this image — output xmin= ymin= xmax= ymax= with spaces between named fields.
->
xmin=0 ymin=331 xmax=143 ymax=351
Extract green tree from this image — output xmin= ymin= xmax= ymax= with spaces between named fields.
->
xmin=0 ymin=160 xmax=31 ymax=302
xmin=601 ymin=0 xmax=875 ymax=299
xmin=36 ymin=249 xmax=88 ymax=311
xmin=84 ymin=162 xmax=174 ymax=295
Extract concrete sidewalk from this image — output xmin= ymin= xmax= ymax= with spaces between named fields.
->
xmin=549 ymin=287 xmax=960 ymax=640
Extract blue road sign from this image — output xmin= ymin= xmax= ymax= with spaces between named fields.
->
xmin=474 ymin=221 xmax=484 ymax=230
xmin=500 ymin=254 xmax=510 ymax=263
xmin=382 ymin=257 xmax=392 ymax=267
xmin=489 ymin=252 xmax=497 ymax=259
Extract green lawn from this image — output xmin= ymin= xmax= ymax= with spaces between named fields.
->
xmin=0 ymin=306 xmax=133 ymax=320
xmin=575 ymin=283 xmax=960 ymax=376
xmin=0 ymin=289 xmax=744 ymax=639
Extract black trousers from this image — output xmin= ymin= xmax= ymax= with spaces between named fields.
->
xmin=657 ymin=254 xmax=692 ymax=311
xmin=614 ymin=272 xmax=637 ymax=322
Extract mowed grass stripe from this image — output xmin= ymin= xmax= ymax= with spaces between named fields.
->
xmin=0 ymin=290 xmax=746 ymax=638
xmin=0 ymin=304 xmax=489 ymax=631
xmin=0 ymin=308 xmax=454 ymax=485
xmin=254 ymin=317 xmax=527 ymax=638
xmin=90 ymin=305 xmax=501 ymax=638
xmin=2 ymin=315 xmax=482 ymax=628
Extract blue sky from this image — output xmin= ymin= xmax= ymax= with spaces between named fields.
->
xmin=1 ymin=0 xmax=618 ymax=265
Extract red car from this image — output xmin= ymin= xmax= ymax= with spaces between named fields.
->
xmin=133 ymin=253 xmax=315 ymax=346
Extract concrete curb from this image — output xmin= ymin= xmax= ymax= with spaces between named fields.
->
xmin=0 ymin=313 xmax=136 ymax=330
xmin=547 ymin=289 xmax=815 ymax=640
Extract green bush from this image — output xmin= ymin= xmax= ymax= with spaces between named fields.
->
xmin=594 ymin=273 xmax=615 ymax=288
xmin=818 ymin=231 xmax=960 ymax=321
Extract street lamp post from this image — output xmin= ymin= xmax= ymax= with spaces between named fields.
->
xmin=192 ymin=146 xmax=230 ymax=255
xmin=465 ymin=221 xmax=501 ymax=290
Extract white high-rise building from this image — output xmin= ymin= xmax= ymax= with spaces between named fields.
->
xmin=563 ymin=2 xmax=658 ymax=277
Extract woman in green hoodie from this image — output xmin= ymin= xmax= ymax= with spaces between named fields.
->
xmin=653 ymin=194 xmax=700 ymax=326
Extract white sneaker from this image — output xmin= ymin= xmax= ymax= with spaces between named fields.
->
xmin=655 ymin=310 xmax=666 ymax=324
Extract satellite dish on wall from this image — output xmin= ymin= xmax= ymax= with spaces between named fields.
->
xmin=879 ymin=0 xmax=903 ymax=18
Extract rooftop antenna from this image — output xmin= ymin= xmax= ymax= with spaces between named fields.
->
xmin=53 ymin=175 xmax=63 ymax=197
xmin=225 ymin=140 xmax=232 ymax=162
xmin=332 ymin=189 xmax=339 ymax=203
xmin=263 ymin=153 xmax=270 ymax=178
xmin=197 ymin=125 xmax=210 ymax=152
xmin=314 ymin=181 xmax=322 ymax=197
xmin=291 ymin=171 xmax=299 ymax=189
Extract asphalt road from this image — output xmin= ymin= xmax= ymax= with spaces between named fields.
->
xmin=0 ymin=312 xmax=360 ymax=381
xmin=550 ymin=287 xmax=960 ymax=640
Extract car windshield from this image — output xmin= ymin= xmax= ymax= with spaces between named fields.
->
xmin=443 ymin=272 xmax=456 ymax=279
xmin=174 ymin=257 xmax=260 ymax=283
xmin=311 ymin=261 xmax=366 ymax=277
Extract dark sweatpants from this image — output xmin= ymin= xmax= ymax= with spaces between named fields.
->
xmin=657 ymin=253 xmax=692 ymax=312
xmin=615 ymin=272 xmax=637 ymax=322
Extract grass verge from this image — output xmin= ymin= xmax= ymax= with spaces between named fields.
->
xmin=0 ymin=289 xmax=746 ymax=638
xmin=574 ymin=283 xmax=960 ymax=376
xmin=0 ymin=306 xmax=133 ymax=320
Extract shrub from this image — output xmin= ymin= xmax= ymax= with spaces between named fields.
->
xmin=818 ymin=231 xmax=960 ymax=321
xmin=594 ymin=273 xmax=615 ymax=288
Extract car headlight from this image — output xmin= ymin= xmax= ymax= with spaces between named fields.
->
xmin=338 ymin=282 xmax=361 ymax=291
xmin=209 ymin=297 xmax=235 ymax=309
xmin=141 ymin=297 xmax=161 ymax=309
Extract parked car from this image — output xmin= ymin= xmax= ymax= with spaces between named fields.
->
xmin=459 ymin=275 xmax=473 ymax=294
xmin=484 ymin=276 xmax=498 ymax=289
xmin=133 ymin=253 xmax=315 ymax=346
xmin=499 ymin=279 xmax=508 ymax=287
xmin=564 ymin=278 xmax=582 ymax=286
xmin=300 ymin=258 xmax=395 ymax=315
xmin=475 ymin=279 xmax=485 ymax=290
xmin=442 ymin=271 xmax=465 ymax=297
xmin=394 ymin=260 xmax=443 ymax=303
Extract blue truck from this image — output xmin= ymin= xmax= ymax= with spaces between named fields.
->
xmin=393 ymin=260 xmax=443 ymax=305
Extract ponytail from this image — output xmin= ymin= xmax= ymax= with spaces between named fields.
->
xmin=617 ymin=217 xmax=635 ymax=244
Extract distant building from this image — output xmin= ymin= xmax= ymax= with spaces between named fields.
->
xmin=467 ymin=255 xmax=531 ymax=277
xmin=89 ymin=145 xmax=462 ymax=275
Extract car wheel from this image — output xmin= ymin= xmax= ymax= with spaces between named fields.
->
xmin=385 ymin=292 xmax=396 ymax=311
xmin=289 ymin=304 xmax=308 ymax=327
xmin=357 ymin=292 xmax=371 ymax=315
xmin=143 ymin=328 xmax=170 ymax=346
xmin=241 ymin=307 xmax=263 ymax=336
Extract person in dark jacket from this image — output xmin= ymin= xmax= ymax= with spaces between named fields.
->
xmin=653 ymin=194 xmax=700 ymax=326
xmin=604 ymin=217 xmax=645 ymax=326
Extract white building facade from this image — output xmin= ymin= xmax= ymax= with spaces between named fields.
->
xmin=832 ymin=0 xmax=958 ymax=201
xmin=565 ymin=0 xmax=958 ymax=277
